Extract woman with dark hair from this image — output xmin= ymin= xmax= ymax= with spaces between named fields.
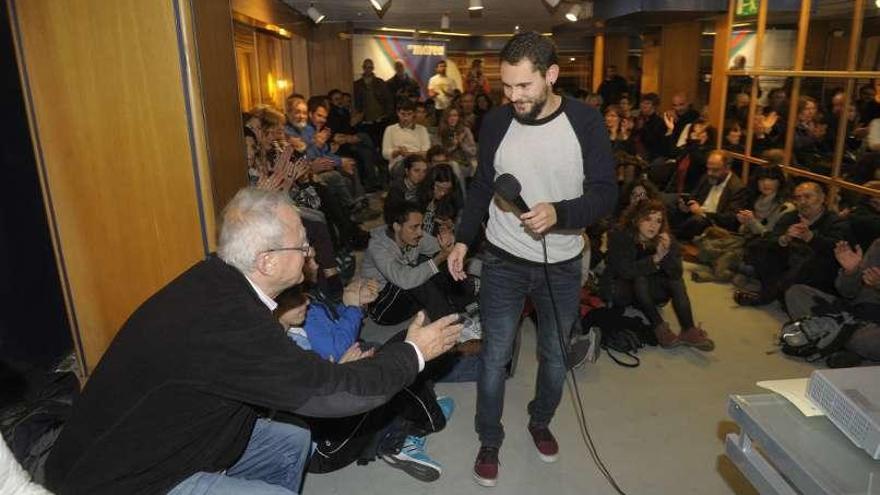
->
xmin=618 ymin=177 xmax=660 ymax=213
xmin=601 ymin=199 xmax=714 ymax=351
xmin=386 ymin=155 xmax=428 ymax=209
xmin=605 ymin=105 xmax=636 ymax=155
xmin=737 ymin=165 xmax=795 ymax=236
xmin=438 ymin=106 xmax=477 ymax=174
xmin=243 ymin=104 xmax=286 ymax=184
xmin=418 ymin=163 xmax=462 ymax=235
xmin=722 ymin=120 xmax=745 ymax=176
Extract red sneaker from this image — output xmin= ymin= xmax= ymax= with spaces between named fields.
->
xmin=473 ymin=446 xmax=499 ymax=487
xmin=679 ymin=325 xmax=715 ymax=351
xmin=653 ymin=322 xmax=680 ymax=349
xmin=527 ymin=424 xmax=559 ymax=463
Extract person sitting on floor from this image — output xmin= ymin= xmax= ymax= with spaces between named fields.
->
xmin=418 ymin=163 xmax=463 ymax=235
xmin=383 ymin=99 xmax=431 ymax=176
xmin=671 ymin=150 xmax=749 ymax=241
xmin=361 ymin=201 xmax=479 ymax=336
xmin=691 ymin=164 xmax=794 ymax=283
xmin=784 ymin=238 xmax=880 ymax=367
xmin=386 ymin=155 xmax=429 ymax=208
xmin=735 ymin=181 xmax=851 ymax=306
xmin=275 ymin=277 xmax=456 ymax=482
xmin=601 ymin=199 xmax=714 ymax=351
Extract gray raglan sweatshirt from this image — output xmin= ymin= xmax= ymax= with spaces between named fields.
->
xmin=360 ymin=225 xmax=441 ymax=290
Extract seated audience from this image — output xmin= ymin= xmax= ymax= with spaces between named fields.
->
xmin=387 ymin=155 xmax=429 ymax=206
xmin=722 ymin=120 xmax=745 ymax=175
xmin=633 ymin=93 xmax=667 ymax=161
xmin=244 ymin=104 xmax=286 ymax=184
xmin=361 ymin=201 xmax=477 ymax=329
xmin=601 ymin=199 xmax=714 ymax=351
xmin=842 ymin=181 xmax=880 ymax=251
xmin=383 ymin=100 xmax=431 ymax=174
xmin=735 ymin=181 xmax=851 ymax=306
xmin=275 ymin=279 xmax=455 ymax=481
xmin=327 ymin=88 xmax=383 ymax=191
xmin=691 ymin=164 xmax=794 ymax=283
xmin=605 ymin=104 xmax=636 ymax=157
xmin=473 ymin=93 xmax=494 ymax=141
xmin=784 ymin=239 xmax=880 ymax=366
xmin=671 ymin=150 xmax=748 ymax=241
xmin=458 ymin=92 xmax=478 ymax=134
xmin=438 ymin=105 xmax=478 ymax=179
xmin=44 ymin=188 xmax=463 ymax=494
xmin=662 ymin=118 xmax=716 ymax=193
xmin=418 ymin=163 xmax=463 ymax=235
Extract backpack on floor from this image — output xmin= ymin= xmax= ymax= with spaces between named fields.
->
xmin=779 ymin=311 xmax=860 ymax=361
xmin=581 ymin=306 xmax=654 ymax=368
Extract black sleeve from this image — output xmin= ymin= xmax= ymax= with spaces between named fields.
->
xmin=552 ymin=104 xmax=618 ymax=229
xmin=605 ymin=230 xmax=658 ymax=280
xmin=708 ymin=184 xmax=749 ymax=231
xmin=660 ymin=241 xmax=684 ymax=279
xmin=207 ymin=320 xmax=420 ymax=418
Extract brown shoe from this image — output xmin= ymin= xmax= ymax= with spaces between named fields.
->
xmin=679 ymin=325 xmax=715 ymax=351
xmin=654 ymin=322 xmax=679 ymax=348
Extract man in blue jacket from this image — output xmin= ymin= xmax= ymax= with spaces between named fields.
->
xmin=448 ymin=31 xmax=616 ymax=487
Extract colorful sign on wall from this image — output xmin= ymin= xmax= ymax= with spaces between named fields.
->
xmin=351 ymin=34 xmax=462 ymax=98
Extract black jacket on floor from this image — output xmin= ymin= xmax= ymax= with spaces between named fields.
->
xmin=45 ymin=256 xmax=419 ymax=495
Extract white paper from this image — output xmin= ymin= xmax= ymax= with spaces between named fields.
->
xmin=757 ymin=378 xmax=825 ymax=417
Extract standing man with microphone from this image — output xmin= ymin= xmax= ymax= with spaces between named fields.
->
xmin=448 ymin=31 xmax=617 ymax=487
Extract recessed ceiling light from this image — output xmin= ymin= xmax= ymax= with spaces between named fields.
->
xmin=370 ymin=0 xmax=389 ymax=10
xmin=565 ymin=4 xmax=581 ymax=22
xmin=441 ymin=13 xmax=450 ymax=30
xmin=545 ymin=0 xmax=562 ymax=6
xmin=469 ymin=0 xmax=484 ymax=10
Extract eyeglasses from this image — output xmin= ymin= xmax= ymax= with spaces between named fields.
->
xmin=264 ymin=242 xmax=313 ymax=258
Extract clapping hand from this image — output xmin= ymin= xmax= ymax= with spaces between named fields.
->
xmin=736 ymin=209 xmax=755 ymax=225
xmin=342 ymin=278 xmax=380 ymax=307
xmin=256 ymin=147 xmax=296 ymax=193
xmin=663 ymin=110 xmax=676 ymax=131
xmin=687 ymin=200 xmax=704 ymax=216
xmin=834 ymin=241 xmax=863 ymax=274
xmin=653 ymin=232 xmax=671 ymax=263
xmin=863 ymin=266 xmax=880 ymax=288
xmin=786 ymin=222 xmax=813 ymax=243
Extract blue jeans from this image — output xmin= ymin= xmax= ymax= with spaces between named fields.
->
xmin=167 ymin=418 xmax=311 ymax=495
xmin=475 ymin=249 xmax=582 ymax=448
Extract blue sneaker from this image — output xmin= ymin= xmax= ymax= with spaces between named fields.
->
xmin=382 ymin=435 xmax=442 ymax=482
xmin=436 ymin=396 xmax=455 ymax=422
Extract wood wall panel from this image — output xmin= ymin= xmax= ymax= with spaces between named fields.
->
xmin=641 ymin=34 xmax=661 ymax=95
xmin=191 ymin=0 xmax=247 ymax=221
xmin=708 ymin=15 xmax=731 ymax=130
xmin=308 ymin=23 xmax=353 ymax=96
xmin=660 ymin=22 xmax=702 ymax=110
xmin=604 ymin=35 xmax=630 ymax=79
xmin=10 ymin=0 xmax=209 ymax=374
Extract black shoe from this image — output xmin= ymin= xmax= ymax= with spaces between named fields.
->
xmin=826 ymin=350 xmax=862 ymax=368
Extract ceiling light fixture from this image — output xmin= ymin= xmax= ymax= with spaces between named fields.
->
xmin=469 ymin=0 xmax=484 ymax=11
xmin=370 ymin=0 xmax=389 ymax=11
xmin=545 ymin=0 xmax=562 ymax=7
xmin=307 ymin=4 xmax=325 ymax=24
xmin=565 ymin=3 xmax=581 ymax=22
xmin=441 ymin=12 xmax=450 ymax=30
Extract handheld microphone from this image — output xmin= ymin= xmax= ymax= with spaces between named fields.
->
xmin=493 ymin=173 xmax=530 ymax=214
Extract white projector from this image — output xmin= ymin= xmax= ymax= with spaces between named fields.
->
xmin=807 ymin=366 xmax=880 ymax=460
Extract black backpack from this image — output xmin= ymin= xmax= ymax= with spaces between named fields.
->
xmin=779 ymin=311 xmax=861 ymax=361
xmin=582 ymin=306 xmax=656 ymax=368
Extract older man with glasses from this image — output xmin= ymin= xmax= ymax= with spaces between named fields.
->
xmin=45 ymin=188 xmax=462 ymax=495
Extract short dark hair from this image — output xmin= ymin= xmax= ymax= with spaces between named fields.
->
xmin=426 ymin=145 xmax=447 ymax=163
xmin=397 ymin=99 xmax=416 ymax=112
xmin=286 ymin=93 xmax=305 ymax=102
xmin=307 ymin=96 xmax=328 ymax=114
xmin=402 ymin=154 xmax=426 ymax=171
xmin=436 ymin=60 xmax=447 ymax=68
xmin=385 ymin=200 xmax=423 ymax=227
xmin=642 ymin=93 xmax=660 ymax=107
xmin=328 ymin=89 xmax=343 ymax=99
xmin=499 ymin=31 xmax=558 ymax=76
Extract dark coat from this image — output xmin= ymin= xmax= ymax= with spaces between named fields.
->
xmin=691 ymin=172 xmax=749 ymax=232
xmin=600 ymin=228 xmax=684 ymax=301
xmin=45 ymin=256 xmax=419 ymax=494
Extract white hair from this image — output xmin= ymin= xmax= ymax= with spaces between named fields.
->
xmin=217 ymin=188 xmax=295 ymax=274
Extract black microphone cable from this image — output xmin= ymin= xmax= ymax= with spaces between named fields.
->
xmin=540 ymin=236 xmax=628 ymax=495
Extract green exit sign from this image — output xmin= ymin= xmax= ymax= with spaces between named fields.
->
xmin=736 ymin=0 xmax=759 ymax=17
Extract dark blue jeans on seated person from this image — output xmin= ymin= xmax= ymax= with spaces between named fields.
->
xmin=167 ymin=418 xmax=311 ymax=495
xmin=476 ymin=249 xmax=582 ymax=448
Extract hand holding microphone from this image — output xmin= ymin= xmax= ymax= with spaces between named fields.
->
xmin=494 ymin=173 xmax=558 ymax=235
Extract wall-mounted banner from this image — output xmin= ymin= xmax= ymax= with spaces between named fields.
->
xmin=351 ymin=34 xmax=462 ymax=98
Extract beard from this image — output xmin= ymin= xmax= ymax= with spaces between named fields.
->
xmin=512 ymin=88 xmax=550 ymax=123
